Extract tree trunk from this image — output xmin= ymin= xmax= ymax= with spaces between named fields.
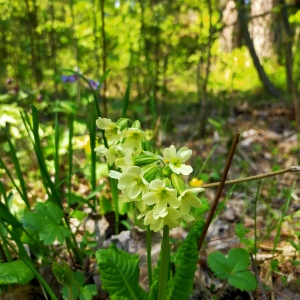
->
xmin=24 ymin=0 xmax=43 ymax=88
xmin=236 ymin=0 xmax=281 ymax=98
xmin=279 ymin=0 xmax=300 ymax=132
xmin=100 ymin=0 xmax=108 ymax=117
xmin=93 ymin=0 xmax=101 ymax=79
xmin=220 ymin=0 xmax=242 ymax=52
xmin=49 ymin=0 xmax=58 ymax=94
xmin=198 ymin=0 xmax=214 ymax=137
xmin=249 ymin=0 xmax=279 ymax=59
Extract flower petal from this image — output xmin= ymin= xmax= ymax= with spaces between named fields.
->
xmin=177 ymin=147 xmax=192 ymax=162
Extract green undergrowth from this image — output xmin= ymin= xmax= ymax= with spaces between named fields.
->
xmin=0 ymin=74 xmax=298 ymax=299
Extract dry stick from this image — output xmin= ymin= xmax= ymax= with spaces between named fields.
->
xmin=250 ymin=253 xmax=268 ymax=300
xmin=198 ymin=132 xmax=240 ymax=251
xmin=201 ymin=166 xmax=300 ymax=188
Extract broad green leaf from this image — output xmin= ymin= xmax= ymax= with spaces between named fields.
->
xmin=96 ymin=244 xmax=148 ymax=300
xmin=0 ymin=260 xmax=35 ymax=285
xmin=168 ymin=219 xmax=205 ymax=300
xmin=228 ymin=270 xmax=258 ymax=292
xmin=208 ymin=248 xmax=257 ymax=292
xmin=207 ymin=251 xmax=229 ymax=280
xmin=79 ymin=285 xmax=97 ymax=300
xmin=22 ymin=202 xmax=71 ymax=245
xmin=227 ymin=248 xmax=250 ymax=272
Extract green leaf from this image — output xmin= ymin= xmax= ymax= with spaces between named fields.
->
xmin=22 ymin=202 xmax=71 ymax=245
xmin=79 ymin=285 xmax=97 ymax=300
xmin=168 ymin=219 xmax=205 ymax=300
xmin=0 ymin=260 xmax=35 ymax=285
xmin=228 ymin=270 xmax=258 ymax=291
xmin=52 ymin=261 xmax=73 ymax=286
xmin=235 ymin=223 xmax=250 ymax=239
xmin=0 ymin=201 xmax=21 ymax=227
xmin=208 ymin=248 xmax=257 ymax=292
xmin=96 ymin=244 xmax=148 ymax=300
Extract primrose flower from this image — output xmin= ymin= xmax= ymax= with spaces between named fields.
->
xmin=123 ymin=127 xmax=147 ymax=154
xmin=163 ymin=145 xmax=193 ymax=175
xmin=96 ymin=118 xmax=122 ymax=142
xmin=144 ymin=207 xmax=181 ymax=232
xmin=114 ymin=147 xmax=133 ymax=170
xmin=94 ymin=144 xmax=121 ymax=165
xmin=111 ymin=166 xmax=149 ymax=200
xmin=179 ymin=188 xmax=204 ymax=216
xmin=142 ymin=179 xmax=180 ymax=218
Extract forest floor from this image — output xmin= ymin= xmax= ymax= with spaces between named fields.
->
xmin=1 ymin=100 xmax=300 ymax=300
xmin=95 ymin=100 xmax=300 ymax=299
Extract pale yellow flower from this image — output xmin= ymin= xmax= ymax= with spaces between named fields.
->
xmin=142 ymin=179 xmax=180 ymax=218
xmin=96 ymin=117 xmax=122 ymax=142
xmin=144 ymin=207 xmax=181 ymax=232
xmin=163 ymin=145 xmax=193 ymax=175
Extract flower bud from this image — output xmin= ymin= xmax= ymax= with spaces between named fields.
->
xmin=116 ymin=118 xmax=129 ymax=129
xmin=162 ymin=165 xmax=172 ymax=177
xmin=132 ymin=120 xmax=141 ymax=129
xmin=171 ymin=173 xmax=186 ymax=195
xmin=134 ymin=152 xmax=159 ymax=166
xmin=142 ymin=140 xmax=152 ymax=152
xmin=162 ymin=177 xmax=172 ymax=188
xmin=142 ymin=164 xmax=160 ymax=182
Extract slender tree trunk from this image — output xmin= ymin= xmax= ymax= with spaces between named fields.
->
xmin=93 ymin=0 xmax=101 ymax=78
xmin=279 ymin=0 xmax=300 ymax=132
xmin=24 ymin=0 xmax=42 ymax=88
xmin=198 ymin=0 xmax=213 ymax=137
xmin=236 ymin=0 xmax=281 ymax=98
xmin=49 ymin=0 xmax=58 ymax=94
xmin=0 ymin=22 xmax=7 ymax=80
xmin=138 ymin=0 xmax=150 ymax=97
xmin=100 ymin=0 xmax=108 ymax=117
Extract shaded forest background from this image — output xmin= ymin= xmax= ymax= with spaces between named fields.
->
xmin=1 ymin=0 xmax=300 ymax=130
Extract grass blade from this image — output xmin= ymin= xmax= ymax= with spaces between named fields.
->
xmin=122 ymin=79 xmax=131 ymax=118
xmin=2 ymin=129 xmax=30 ymax=208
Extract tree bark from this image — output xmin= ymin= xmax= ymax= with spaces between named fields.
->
xmin=100 ymin=0 xmax=108 ymax=117
xmin=220 ymin=0 xmax=242 ymax=52
xmin=279 ymin=0 xmax=300 ymax=132
xmin=236 ymin=0 xmax=281 ymax=98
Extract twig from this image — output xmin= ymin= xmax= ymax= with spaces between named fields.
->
xmin=201 ymin=166 xmax=300 ymax=188
xmin=198 ymin=132 xmax=240 ymax=251
xmin=250 ymin=253 xmax=267 ymax=300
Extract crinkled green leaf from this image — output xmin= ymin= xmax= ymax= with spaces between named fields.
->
xmin=96 ymin=244 xmax=148 ymax=300
xmin=168 ymin=219 xmax=205 ymax=300
xmin=0 ymin=260 xmax=35 ymax=285
xmin=22 ymin=202 xmax=71 ymax=245
xmin=208 ymin=248 xmax=257 ymax=292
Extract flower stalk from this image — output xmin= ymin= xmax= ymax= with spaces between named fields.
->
xmin=157 ymin=225 xmax=170 ymax=300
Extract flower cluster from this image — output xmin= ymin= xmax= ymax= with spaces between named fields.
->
xmin=95 ymin=118 xmax=205 ymax=232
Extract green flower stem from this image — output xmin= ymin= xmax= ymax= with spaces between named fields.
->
xmin=157 ymin=225 xmax=170 ymax=300
xmin=146 ymin=226 xmax=152 ymax=288
xmin=110 ymin=177 xmax=119 ymax=234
